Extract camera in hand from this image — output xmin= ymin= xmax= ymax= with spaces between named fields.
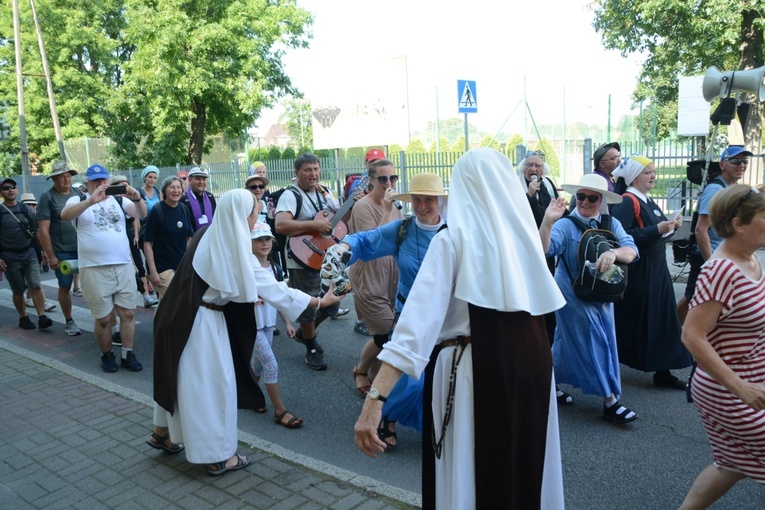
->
xmin=105 ymin=184 xmax=127 ymax=196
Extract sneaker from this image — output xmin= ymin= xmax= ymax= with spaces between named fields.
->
xmin=25 ymin=297 xmax=33 ymax=308
xmin=143 ymin=294 xmax=159 ymax=308
xmin=354 ymin=320 xmax=369 ymax=336
xmin=101 ymin=351 xmax=118 ymax=373
xmin=273 ymin=328 xmax=281 ymax=337
xmin=38 ymin=315 xmax=53 ymax=330
xmin=64 ymin=320 xmax=82 ymax=336
xmin=44 ymin=300 xmax=57 ymax=312
xmin=19 ymin=316 xmax=36 ymax=330
xmin=112 ymin=331 xmax=122 ymax=346
xmin=121 ymin=351 xmax=143 ymax=372
xmin=305 ymin=349 xmax=327 ymax=371
xmin=294 ymin=329 xmax=324 ymax=354
xmin=72 ymin=288 xmax=83 ymax=297
xmin=653 ymin=373 xmax=687 ymax=390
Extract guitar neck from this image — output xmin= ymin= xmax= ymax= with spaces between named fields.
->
xmin=328 ymin=193 xmax=356 ymax=228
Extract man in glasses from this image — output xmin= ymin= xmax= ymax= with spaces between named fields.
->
xmin=275 ymin=152 xmax=349 ymax=370
xmin=592 ymin=142 xmax=622 ymax=193
xmin=0 ymin=178 xmax=54 ymax=331
xmin=180 ymin=167 xmax=216 ymax=231
xmin=677 ymin=145 xmax=753 ymax=323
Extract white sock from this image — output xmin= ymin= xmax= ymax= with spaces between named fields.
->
xmin=122 ymin=347 xmax=132 ymax=359
xmin=604 ymin=397 xmax=618 ymax=408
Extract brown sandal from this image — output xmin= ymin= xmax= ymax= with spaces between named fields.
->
xmin=352 ymin=365 xmax=371 ymax=396
xmin=274 ymin=410 xmax=303 ymax=429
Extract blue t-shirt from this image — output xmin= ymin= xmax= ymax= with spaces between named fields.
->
xmin=143 ymin=202 xmax=194 ymax=272
xmin=698 ymin=180 xmax=727 ymax=252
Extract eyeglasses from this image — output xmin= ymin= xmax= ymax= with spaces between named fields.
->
xmin=728 ymin=158 xmax=749 ymax=166
xmin=1 ymin=185 xmax=16 ymax=191
xmin=376 ymin=175 xmax=399 ymax=184
xmin=247 ymin=184 xmax=266 ymax=190
xmin=601 ymin=155 xmax=621 ymax=163
xmin=576 ymin=192 xmax=601 ymax=203
xmin=526 ymin=162 xmax=544 ymax=169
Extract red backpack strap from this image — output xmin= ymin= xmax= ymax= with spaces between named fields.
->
xmin=622 ymin=192 xmax=644 ymax=229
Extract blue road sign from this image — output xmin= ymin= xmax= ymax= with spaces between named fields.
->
xmin=458 ymin=80 xmax=477 ymax=113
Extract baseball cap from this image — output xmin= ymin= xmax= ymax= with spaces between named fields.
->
xmin=48 ymin=160 xmax=78 ymax=179
xmin=593 ymin=142 xmax=621 ymax=169
xmin=86 ymin=163 xmax=110 ymax=181
xmin=188 ymin=167 xmax=209 ymax=178
xmin=365 ymin=148 xmax=385 ymax=162
xmin=1 ymin=177 xmax=17 ymax=188
xmin=250 ymin=222 xmax=275 ymax=240
xmin=20 ymin=192 xmax=37 ymax=205
xmin=720 ymin=146 xmax=753 ymax=161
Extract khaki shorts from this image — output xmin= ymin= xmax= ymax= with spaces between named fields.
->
xmin=155 ymin=269 xmax=175 ymax=299
xmin=80 ymin=264 xmax=137 ymax=319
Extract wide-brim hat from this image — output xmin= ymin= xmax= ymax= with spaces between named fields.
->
xmin=394 ymin=173 xmax=448 ymax=203
xmin=560 ymin=173 xmax=623 ymax=204
xmin=245 ymin=174 xmax=269 ymax=188
xmin=20 ymin=192 xmax=37 ymax=205
xmin=111 ymin=175 xmax=129 ymax=185
xmin=48 ymin=160 xmax=78 ymax=179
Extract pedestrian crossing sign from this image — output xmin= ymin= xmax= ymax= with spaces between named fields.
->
xmin=458 ymin=80 xmax=477 ymax=113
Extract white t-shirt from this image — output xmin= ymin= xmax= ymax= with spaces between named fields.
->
xmin=65 ymin=195 xmax=135 ymax=269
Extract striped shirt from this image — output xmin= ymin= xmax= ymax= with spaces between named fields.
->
xmin=690 ymin=258 xmax=765 ymax=483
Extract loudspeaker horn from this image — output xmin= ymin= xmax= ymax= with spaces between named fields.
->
xmin=702 ymin=65 xmax=765 ymax=102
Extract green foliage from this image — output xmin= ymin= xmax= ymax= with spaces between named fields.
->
xmin=504 ymin=133 xmax=524 ymax=159
xmin=406 ymin=139 xmax=427 ymax=153
xmin=591 ymin=0 xmax=764 ymax=141
xmin=479 ymin=135 xmax=501 ymax=151
xmin=0 ymin=0 xmax=313 ymax=172
xmin=281 ymin=146 xmax=296 ymax=159
xmin=248 ymin=147 xmax=268 ymax=162
xmin=429 ymin=136 xmax=451 ymax=153
xmin=450 ymin=136 xmax=466 ymax=153
xmin=345 ymin=147 xmax=365 ymax=158
xmin=388 ymin=144 xmax=403 ymax=155
xmin=313 ymin=148 xmax=331 ymax=157
xmin=279 ymin=98 xmax=313 ymax=149
xmin=266 ymin=146 xmax=281 ymax=160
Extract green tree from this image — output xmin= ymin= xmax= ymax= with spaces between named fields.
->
xmin=266 ymin=146 xmax=281 ymax=160
xmin=279 ymin=97 xmax=312 ymax=149
xmin=0 ymin=0 xmax=129 ymax=172
xmin=406 ymin=139 xmax=427 ymax=153
xmin=504 ymin=133 xmax=524 ymax=160
xmin=429 ymin=136 xmax=451 ymax=153
xmin=450 ymin=136 xmax=466 ymax=153
xmin=592 ymin=1 xmax=764 ymax=142
xmin=116 ymin=0 xmax=312 ymax=166
xmin=479 ymin=135 xmax=501 ymax=151
xmin=281 ymin=146 xmax=296 ymax=159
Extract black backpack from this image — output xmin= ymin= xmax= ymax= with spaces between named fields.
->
xmin=560 ymin=215 xmax=628 ymax=302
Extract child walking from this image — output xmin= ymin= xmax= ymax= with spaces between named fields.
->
xmin=250 ymin=223 xmax=302 ymax=428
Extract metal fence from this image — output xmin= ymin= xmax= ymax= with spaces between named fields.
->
xmin=16 ymin=139 xmax=765 ymax=218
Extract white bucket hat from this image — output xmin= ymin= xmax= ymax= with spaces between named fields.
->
xmin=560 ymin=173 xmax=623 ymax=204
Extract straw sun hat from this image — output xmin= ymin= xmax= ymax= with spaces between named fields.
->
xmin=394 ymin=173 xmax=448 ymax=202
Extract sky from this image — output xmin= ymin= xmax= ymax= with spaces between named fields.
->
xmin=255 ymin=0 xmax=646 ymax=141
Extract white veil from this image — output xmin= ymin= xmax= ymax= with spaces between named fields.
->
xmin=449 ymin=148 xmax=565 ymax=315
xmin=192 ymin=189 xmax=259 ymax=303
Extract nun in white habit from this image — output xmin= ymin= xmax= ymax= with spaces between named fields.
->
xmin=354 ymin=148 xmax=567 ymax=510
xmin=151 ymin=190 xmax=319 ymax=476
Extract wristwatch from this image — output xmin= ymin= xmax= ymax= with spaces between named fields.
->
xmin=368 ymin=388 xmax=387 ymax=403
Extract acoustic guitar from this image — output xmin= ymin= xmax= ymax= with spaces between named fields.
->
xmin=288 ymin=174 xmax=370 ymax=271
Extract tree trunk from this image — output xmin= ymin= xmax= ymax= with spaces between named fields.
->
xmin=738 ymin=9 xmax=763 ymax=150
xmin=187 ymin=99 xmax=205 ymax=165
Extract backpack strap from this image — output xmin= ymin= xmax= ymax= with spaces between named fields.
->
xmin=287 ymin=185 xmax=304 ymax=218
xmin=621 ymin=193 xmax=644 ymax=229
xmin=561 ymin=215 xmax=590 ymax=232
xmin=396 ymin=216 xmax=414 ymax=246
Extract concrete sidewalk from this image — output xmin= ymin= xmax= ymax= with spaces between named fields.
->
xmin=0 ymin=343 xmax=417 ymax=510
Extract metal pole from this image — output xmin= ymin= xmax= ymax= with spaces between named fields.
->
xmin=12 ymin=0 xmax=30 ymax=188
xmin=607 ymin=94 xmax=612 ymax=141
xmin=29 ymin=0 xmax=65 ymax=161
xmin=435 ymin=87 xmax=440 ymax=169
xmin=464 ymin=113 xmax=469 ymax=151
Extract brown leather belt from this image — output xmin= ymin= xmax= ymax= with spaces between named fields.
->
xmin=200 ymin=301 xmax=226 ymax=312
xmin=440 ymin=336 xmax=471 ymax=348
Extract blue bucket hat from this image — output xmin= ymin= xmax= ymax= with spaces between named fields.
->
xmin=86 ymin=163 xmax=110 ymax=181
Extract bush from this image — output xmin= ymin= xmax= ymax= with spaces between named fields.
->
xmin=266 ymin=147 xmax=282 ymax=160
xmin=282 ymin=147 xmax=296 ymax=159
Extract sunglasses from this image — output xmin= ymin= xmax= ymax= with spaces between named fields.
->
xmin=247 ymin=184 xmax=266 ymax=190
xmin=180 ymin=177 xmax=188 ymax=181
xmin=376 ymin=175 xmax=399 ymax=184
xmin=1 ymin=185 xmax=16 ymax=191
xmin=728 ymin=158 xmax=749 ymax=166
xmin=576 ymin=192 xmax=601 ymax=203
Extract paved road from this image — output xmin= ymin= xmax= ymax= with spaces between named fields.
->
xmin=1 ymin=250 xmax=764 ymax=508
